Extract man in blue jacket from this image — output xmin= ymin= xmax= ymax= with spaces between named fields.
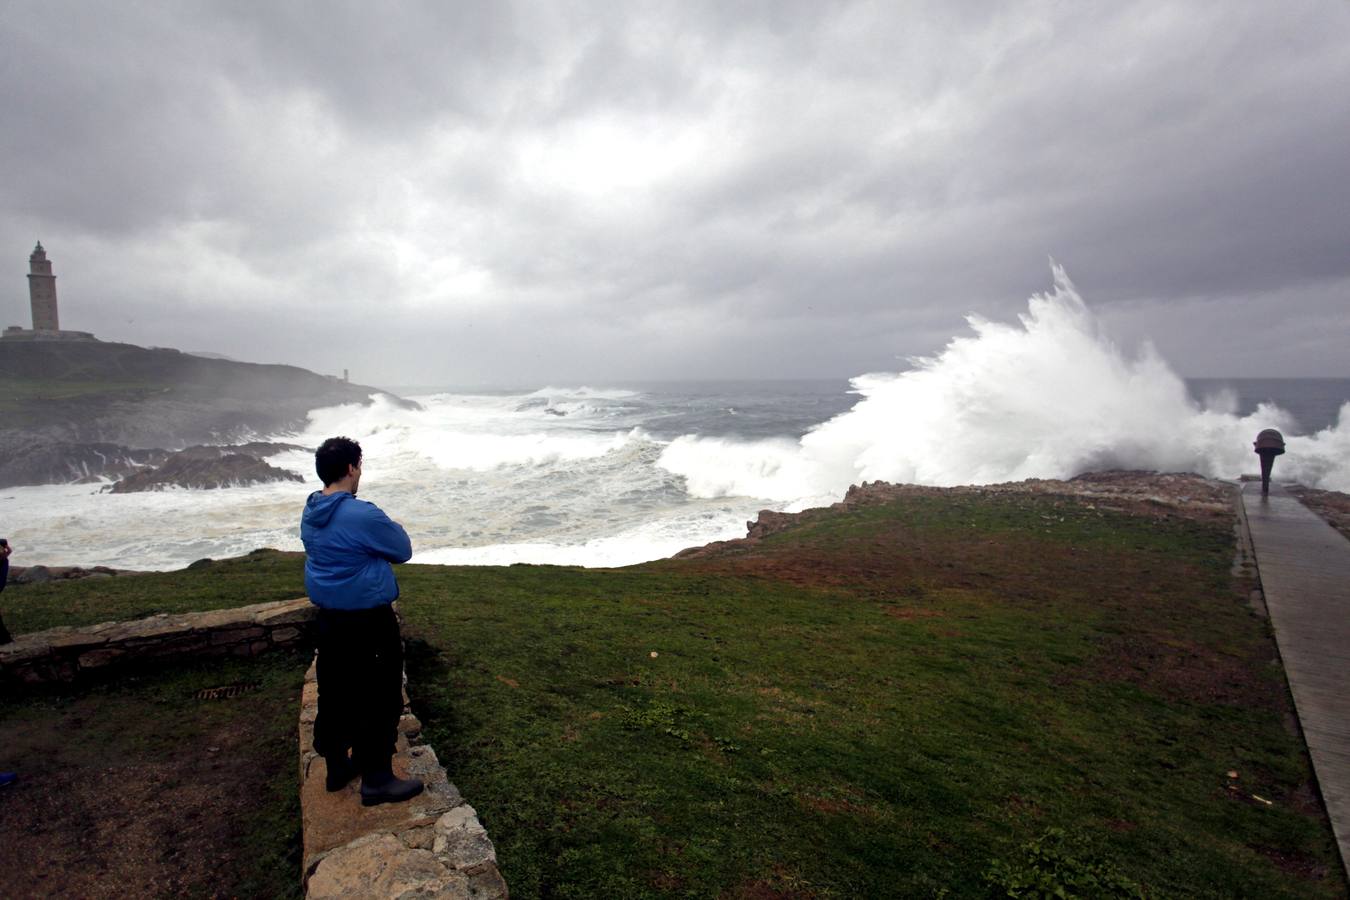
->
xmin=301 ymin=436 xmax=423 ymax=806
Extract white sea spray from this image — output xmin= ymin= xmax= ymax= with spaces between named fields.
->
xmin=657 ymin=267 xmax=1348 ymax=504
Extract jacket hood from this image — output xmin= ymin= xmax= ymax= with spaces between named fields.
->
xmin=303 ymin=490 xmax=352 ymax=529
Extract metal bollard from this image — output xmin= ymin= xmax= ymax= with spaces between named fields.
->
xmin=1253 ymin=429 xmax=1285 ymax=495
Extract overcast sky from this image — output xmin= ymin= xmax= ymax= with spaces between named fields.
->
xmin=2 ymin=1 xmax=1348 ymax=386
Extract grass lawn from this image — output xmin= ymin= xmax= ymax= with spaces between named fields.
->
xmin=2 ymin=550 xmax=308 ymax=634
xmin=0 ymin=376 xmax=163 ymax=408
xmin=2 ymin=490 xmax=1345 ymax=897
xmin=0 ymin=649 xmax=307 ymax=899
xmin=395 ymin=493 xmax=1345 ymax=898
xmin=0 ymin=376 xmax=166 ymax=428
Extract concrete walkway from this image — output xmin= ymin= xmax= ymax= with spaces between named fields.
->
xmin=1241 ymin=482 xmax=1350 ymax=877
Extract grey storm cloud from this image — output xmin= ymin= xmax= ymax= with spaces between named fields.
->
xmin=1 ymin=0 xmax=1347 ymax=385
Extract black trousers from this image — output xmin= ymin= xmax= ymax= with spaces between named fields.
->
xmin=0 ymin=557 xmax=11 ymax=645
xmin=314 ymin=604 xmax=404 ymax=776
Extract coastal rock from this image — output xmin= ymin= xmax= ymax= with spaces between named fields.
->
xmin=745 ymin=510 xmax=798 ymax=540
xmin=7 ymin=564 xmax=140 ymax=584
xmin=20 ymin=565 xmax=53 ymax=583
xmin=108 ymin=444 xmax=305 ymax=492
xmin=0 ymin=440 xmax=168 ymax=488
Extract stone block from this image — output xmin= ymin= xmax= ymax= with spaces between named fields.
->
xmin=406 ymin=746 xmax=463 ymax=810
xmin=306 ymin=834 xmax=470 ymax=900
xmin=432 ymin=805 xmax=497 ymax=871
xmin=192 ymin=608 xmax=258 ymax=631
xmin=0 ymin=639 xmax=54 ymax=665
xmin=466 ymin=863 xmax=509 ymax=900
xmin=134 ymin=614 xmax=196 ymax=638
xmin=210 ymin=626 xmax=267 ymax=645
xmin=78 ymin=647 xmax=127 ymax=669
xmin=47 ymin=630 xmax=109 ymax=651
xmin=401 ymin=824 xmax=436 ymax=851
xmin=255 ymin=599 xmax=316 ymax=627
xmin=148 ymin=636 xmax=210 ymax=657
xmin=86 ymin=622 xmax=145 ymax=644
xmin=270 ymin=626 xmax=302 ymax=643
xmin=249 ymin=639 xmax=271 ymax=655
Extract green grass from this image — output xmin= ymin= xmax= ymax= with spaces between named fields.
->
xmin=0 ymin=376 xmax=168 ymax=427
xmin=392 ymin=496 xmax=1344 ymax=898
xmin=3 ymin=549 xmax=307 ymax=633
xmin=2 ymin=494 xmax=1344 ymax=898
xmin=0 ymin=375 xmax=163 ymax=407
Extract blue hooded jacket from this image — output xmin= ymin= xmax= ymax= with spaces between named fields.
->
xmin=301 ymin=491 xmax=412 ymax=610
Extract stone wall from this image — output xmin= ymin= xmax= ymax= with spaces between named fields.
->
xmin=298 ymin=657 xmax=509 ymax=899
xmin=0 ymin=597 xmax=315 ymax=685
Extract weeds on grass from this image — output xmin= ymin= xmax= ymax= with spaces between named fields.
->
xmin=619 ymin=698 xmax=698 ymax=743
xmin=985 ymin=828 xmax=1145 ymax=899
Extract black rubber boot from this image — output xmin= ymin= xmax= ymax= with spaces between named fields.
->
xmin=324 ymin=754 xmax=358 ymax=792
xmin=360 ymin=769 xmax=424 ymax=807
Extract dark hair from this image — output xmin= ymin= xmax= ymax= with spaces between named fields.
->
xmin=315 ymin=436 xmax=362 ymax=486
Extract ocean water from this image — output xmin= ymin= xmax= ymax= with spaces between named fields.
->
xmin=4 ymin=268 xmax=1348 ymax=571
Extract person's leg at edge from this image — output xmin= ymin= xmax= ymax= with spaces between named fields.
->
xmin=315 ymin=609 xmax=359 ymax=791
xmin=0 ymin=553 xmax=11 ymax=645
xmin=356 ymin=604 xmax=423 ymax=806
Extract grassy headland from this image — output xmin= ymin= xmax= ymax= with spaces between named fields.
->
xmin=2 ymin=480 xmax=1344 ymax=897
xmin=0 ymin=339 xmax=411 ymax=486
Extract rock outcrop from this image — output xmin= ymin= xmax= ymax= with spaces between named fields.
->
xmin=5 ymin=564 xmax=139 ymax=585
xmin=0 ymin=441 xmax=170 ymax=488
xmin=107 ymin=443 xmax=306 ymax=492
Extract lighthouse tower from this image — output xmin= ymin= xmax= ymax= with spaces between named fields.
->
xmin=28 ymin=241 xmax=59 ymax=332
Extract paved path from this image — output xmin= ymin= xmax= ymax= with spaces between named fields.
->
xmin=1241 ymin=482 xmax=1350 ymax=877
